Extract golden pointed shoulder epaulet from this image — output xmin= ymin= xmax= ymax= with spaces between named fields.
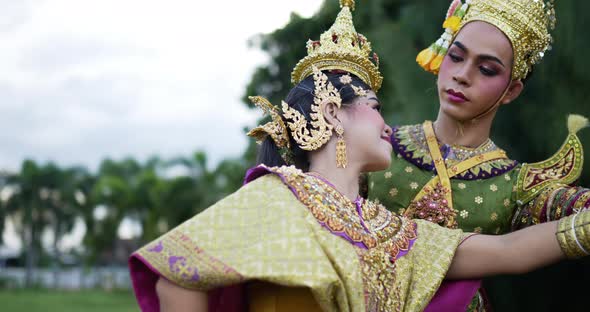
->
xmin=516 ymin=115 xmax=589 ymax=205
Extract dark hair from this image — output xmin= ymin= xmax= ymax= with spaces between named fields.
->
xmin=256 ymin=71 xmax=371 ymax=172
xmin=521 ymin=69 xmax=533 ymax=85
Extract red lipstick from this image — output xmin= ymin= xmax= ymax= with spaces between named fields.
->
xmin=446 ymin=89 xmax=469 ymax=103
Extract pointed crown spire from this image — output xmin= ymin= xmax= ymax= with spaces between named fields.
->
xmin=291 ymin=0 xmax=383 ymax=91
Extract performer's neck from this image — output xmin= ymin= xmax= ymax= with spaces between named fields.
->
xmin=308 ymin=158 xmax=360 ymax=202
xmin=433 ymin=109 xmax=495 ymax=148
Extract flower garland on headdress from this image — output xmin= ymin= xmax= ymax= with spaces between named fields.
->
xmin=417 ymin=0 xmax=471 ymax=74
xmin=417 ymin=0 xmax=556 ymax=80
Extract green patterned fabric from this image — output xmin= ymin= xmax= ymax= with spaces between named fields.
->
xmin=370 ymin=154 xmax=519 ymax=234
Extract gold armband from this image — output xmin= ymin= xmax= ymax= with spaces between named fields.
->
xmin=556 ymin=211 xmax=590 ymax=259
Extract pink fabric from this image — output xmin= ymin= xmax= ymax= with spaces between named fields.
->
xmin=424 ymin=279 xmax=482 ymax=312
xmin=129 ymin=253 xmax=247 ymax=312
xmin=129 ymin=254 xmax=161 ymax=312
xmin=207 ymin=285 xmax=247 ymax=312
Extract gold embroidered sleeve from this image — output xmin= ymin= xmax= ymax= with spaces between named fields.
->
xmin=512 ymin=183 xmax=590 ymax=230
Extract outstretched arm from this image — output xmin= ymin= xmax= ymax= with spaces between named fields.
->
xmin=447 ymin=221 xmax=564 ymax=279
xmin=156 ymin=278 xmax=208 ymax=312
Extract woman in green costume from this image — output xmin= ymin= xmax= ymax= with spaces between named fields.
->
xmin=129 ymin=2 xmax=590 ymax=311
xmin=369 ymin=0 xmax=590 ymax=310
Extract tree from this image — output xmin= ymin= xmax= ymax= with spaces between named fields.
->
xmin=2 ymin=160 xmax=68 ymax=287
xmin=86 ymin=158 xmax=139 ymax=265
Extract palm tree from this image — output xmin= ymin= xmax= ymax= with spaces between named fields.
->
xmin=3 ymin=160 xmax=52 ymax=287
xmin=45 ymin=166 xmax=84 ymax=288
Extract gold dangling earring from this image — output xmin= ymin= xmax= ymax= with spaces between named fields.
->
xmin=336 ymin=124 xmax=347 ymax=168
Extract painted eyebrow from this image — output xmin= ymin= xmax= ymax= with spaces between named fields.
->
xmin=453 ymin=41 xmax=505 ymax=67
xmin=368 ymin=97 xmax=380 ymax=104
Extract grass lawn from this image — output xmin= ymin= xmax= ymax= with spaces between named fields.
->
xmin=0 ymin=289 xmax=138 ymax=312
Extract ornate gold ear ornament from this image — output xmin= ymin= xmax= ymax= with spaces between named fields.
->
xmin=247 ymin=96 xmax=291 ymax=149
xmin=282 ymin=66 xmax=342 ymax=151
xmin=335 ymin=124 xmax=347 ymax=168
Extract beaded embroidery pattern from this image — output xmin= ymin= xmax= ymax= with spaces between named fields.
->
xmin=391 ymin=124 xmax=518 ymax=180
xmin=264 ymin=165 xmax=417 ymax=257
xmin=262 ymin=165 xmax=417 ymax=311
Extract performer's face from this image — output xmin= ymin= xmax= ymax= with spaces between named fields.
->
xmin=340 ymin=91 xmax=393 ymax=172
xmin=437 ymin=21 xmax=518 ymax=121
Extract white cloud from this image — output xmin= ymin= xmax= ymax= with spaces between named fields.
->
xmin=0 ymin=0 xmax=322 ymax=172
xmin=1 ymin=0 xmax=323 ymax=250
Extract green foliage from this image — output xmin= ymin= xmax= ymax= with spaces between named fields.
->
xmin=0 ymin=153 xmax=248 ymax=271
xmin=0 ymin=289 xmax=137 ymax=312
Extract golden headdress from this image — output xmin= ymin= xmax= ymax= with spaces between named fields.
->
xmin=291 ymin=0 xmax=383 ymax=92
xmin=417 ymin=0 xmax=556 ymax=80
xmin=248 ymin=0 xmax=375 ymax=157
xmin=248 ymin=66 xmax=355 ymax=153
xmin=247 ymin=96 xmax=291 ymax=150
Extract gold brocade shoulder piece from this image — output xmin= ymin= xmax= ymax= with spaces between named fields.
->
xmin=516 ymin=115 xmax=589 ymax=204
xmin=260 ymin=165 xmax=417 ymax=261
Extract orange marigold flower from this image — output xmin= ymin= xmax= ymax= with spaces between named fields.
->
xmin=416 ymin=47 xmax=435 ymax=69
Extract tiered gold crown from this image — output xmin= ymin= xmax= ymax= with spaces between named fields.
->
xmin=291 ymin=0 xmax=383 ymax=91
xmin=417 ymin=0 xmax=556 ymax=80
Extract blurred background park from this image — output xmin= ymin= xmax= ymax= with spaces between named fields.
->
xmin=1 ymin=0 xmax=590 ymax=311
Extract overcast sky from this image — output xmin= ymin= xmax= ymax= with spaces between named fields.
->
xmin=0 ymin=0 xmax=322 ymax=173
xmin=1 ymin=0 xmax=323 ymax=250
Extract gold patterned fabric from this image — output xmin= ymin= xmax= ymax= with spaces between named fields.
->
xmin=129 ymin=165 xmax=465 ymax=312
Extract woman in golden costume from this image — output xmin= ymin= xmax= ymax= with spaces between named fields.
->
xmin=129 ymin=1 xmax=590 ymax=311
